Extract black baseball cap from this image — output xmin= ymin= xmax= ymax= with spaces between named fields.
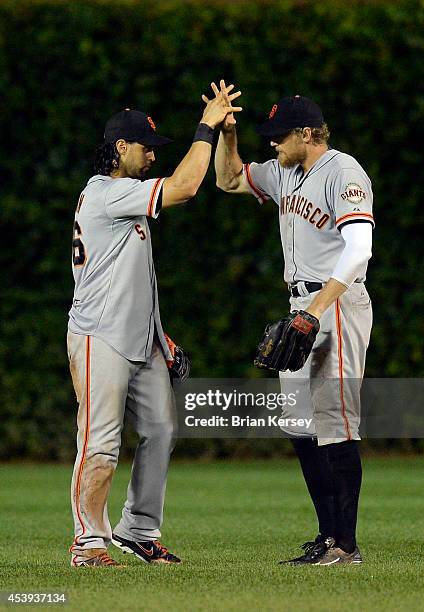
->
xmin=104 ymin=109 xmax=173 ymax=146
xmin=256 ymin=95 xmax=324 ymax=138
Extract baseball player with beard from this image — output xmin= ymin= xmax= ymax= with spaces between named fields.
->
xmin=68 ymin=87 xmax=241 ymax=567
xmin=209 ymin=80 xmax=373 ymax=565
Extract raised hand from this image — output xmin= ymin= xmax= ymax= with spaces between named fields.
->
xmin=201 ymin=79 xmax=242 ymax=131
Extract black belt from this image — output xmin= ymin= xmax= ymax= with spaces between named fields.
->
xmin=288 ymin=281 xmax=323 ymax=297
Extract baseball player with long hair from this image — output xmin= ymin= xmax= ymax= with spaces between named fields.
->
xmin=209 ymin=80 xmax=373 ymax=565
xmin=68 ymin=87 xmax=241 ymax=567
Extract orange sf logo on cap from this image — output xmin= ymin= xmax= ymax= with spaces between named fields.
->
xmin=147 ymin=116 xmax=156 ymax=130
xmin=269 ymin=104 xmax=278 ymax=119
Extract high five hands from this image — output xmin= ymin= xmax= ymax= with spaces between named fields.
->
xmin=201 ymin=79 xmax=242 ymax=130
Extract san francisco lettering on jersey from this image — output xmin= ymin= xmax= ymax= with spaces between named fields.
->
xmin=280 ymin=194 xmax=330 ymax=230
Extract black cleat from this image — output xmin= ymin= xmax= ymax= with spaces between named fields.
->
xmin=279 ymin=535 xmax=335 ymax=565
xmin=112 ymin=534 xmax=182 ymax=564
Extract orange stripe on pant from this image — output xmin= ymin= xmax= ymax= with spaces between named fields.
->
xmin=335 ymin=300 xmax=352 ymax=440
xmin=73 ymin=336 xmax=91 ymax=548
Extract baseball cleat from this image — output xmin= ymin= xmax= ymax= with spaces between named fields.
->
xmin=313 ymin=544 xmax=363 ymax=566
xmin=111 ymin=534 xmax=182 ymax=564
xmin=71 ymin=548 xmax=124 ymax=568
xmin=279 ymin=535 xmax=335 ymax=565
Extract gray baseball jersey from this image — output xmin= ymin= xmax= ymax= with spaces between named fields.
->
xmin=243 ymin=149 xmax=374 ymax=284
xmin=243 ymin=148 xmax=374 ymax=445
xmin=68 ymin=174 xmax=172 ymax=362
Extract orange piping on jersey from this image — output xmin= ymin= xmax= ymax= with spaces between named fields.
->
xmin=335 ymin=300 xmax=352 ymax=440
xmin=76 ymin=193 xmax=85 ymax=213
xmin=72 ymin=336 xmax=91 ymax=549
xmin=336 ymin=212 xmax=374 ymax=226
xmin=244 ymin=163 xmax=267 ymax=203
xmin=147 ymin=178 xmax=163 ymax=217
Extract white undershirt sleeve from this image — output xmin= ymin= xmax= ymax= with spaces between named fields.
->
xmin=331 ymin=222 xmax=373 ymax=288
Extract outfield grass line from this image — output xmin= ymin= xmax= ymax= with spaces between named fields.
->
xmin=0 ymin=459 xmax=423 ymax=611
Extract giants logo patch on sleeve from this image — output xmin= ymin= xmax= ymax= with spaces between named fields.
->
xmin=340 ymin=183 xmax=367 ymax=204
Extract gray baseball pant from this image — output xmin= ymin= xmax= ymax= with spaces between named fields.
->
xmin=279 ymin=282 xmax=373 ymax=445
xmin=67 ymin=332 xmax=177 ymax=556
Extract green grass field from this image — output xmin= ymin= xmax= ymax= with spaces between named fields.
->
xmin=0 ymin=458 xmax=423 ymax=611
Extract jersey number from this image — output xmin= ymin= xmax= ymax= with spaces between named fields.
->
xmin=73 ymin=221 xmax=87 ymax=267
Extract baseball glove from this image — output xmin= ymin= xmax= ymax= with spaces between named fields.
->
xmin=254 ymin=310 xmax=320 ymax=372
xmin=164 ymin=333 xmax=191 ymax=382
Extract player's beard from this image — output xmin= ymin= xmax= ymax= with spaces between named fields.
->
xmin=279 ymin=149 xmax=307 ymax=168
xmin=138 ymin=167 xmax=151 ymax=178
xmin=130 ymin=166 xmax=151 ymax=180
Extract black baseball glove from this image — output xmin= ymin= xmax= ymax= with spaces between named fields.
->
xmin=254 ymin=310 xmax=320 ymax=372
xmin=164 ymin=333 xmax=191 ymax=382
xmin=169 ymin=346 xmax=191 ymax=382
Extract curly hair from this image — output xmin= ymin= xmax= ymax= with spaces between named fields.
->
xmin=94 ymin=142 xmax=120 ymax=176
xmin=293 ymin=123 xmax=330 ymax=145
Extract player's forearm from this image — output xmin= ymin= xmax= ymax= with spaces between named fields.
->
xmin=215 ymin=128 xmax=244 ymax=191
xmin=169 ymin=139 xmax=213 ymax=199
xmin=305 ymin=278 xmax=348 ymax=320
